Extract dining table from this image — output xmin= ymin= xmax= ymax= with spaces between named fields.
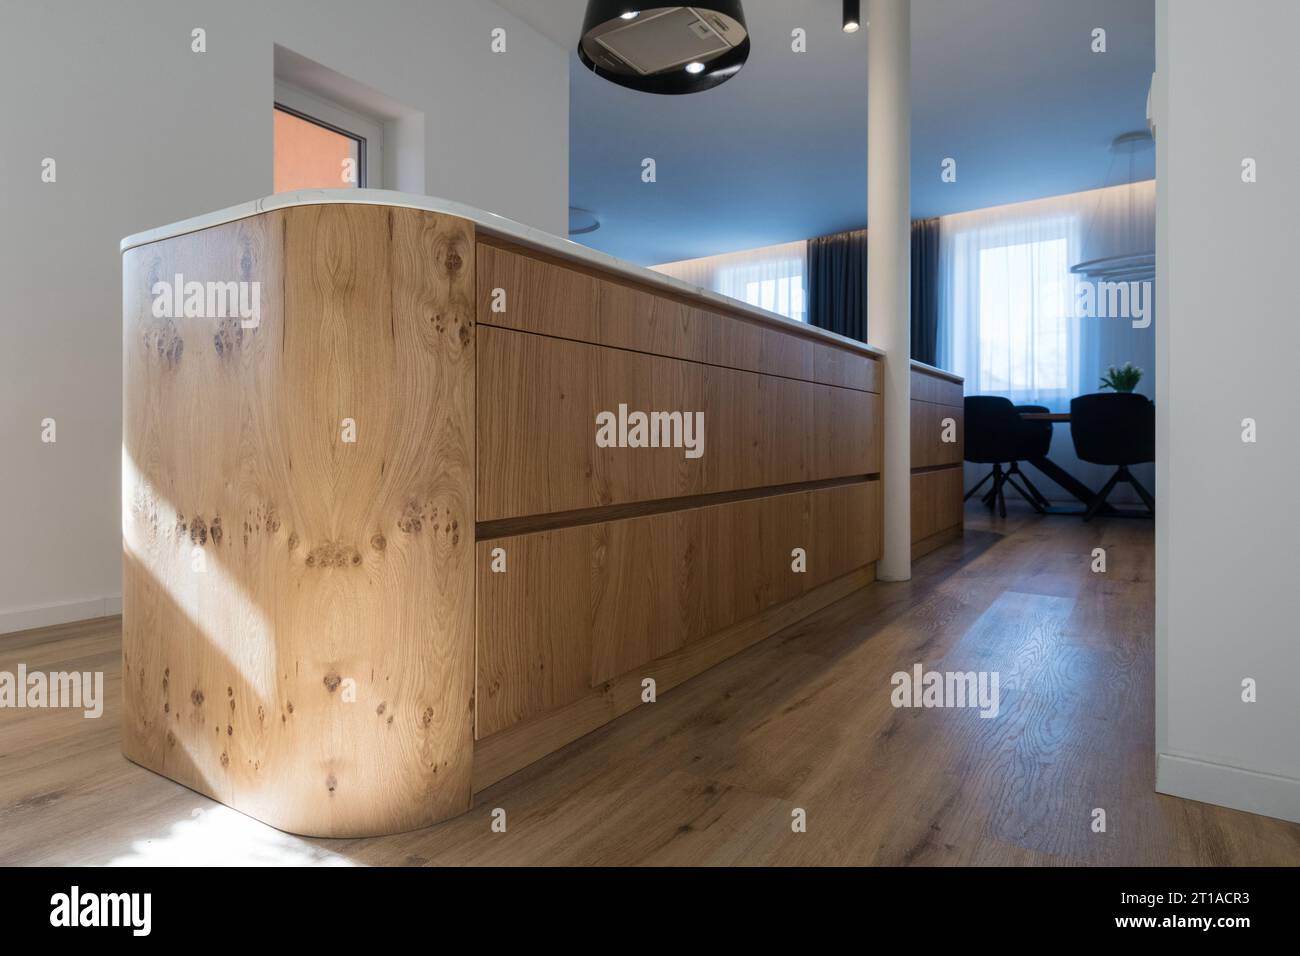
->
xmin=1015 ymin=411 xmax=1115 ymax=515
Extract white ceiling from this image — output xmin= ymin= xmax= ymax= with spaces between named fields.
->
xmin=495 ymin=0 xmax=597 ymax=47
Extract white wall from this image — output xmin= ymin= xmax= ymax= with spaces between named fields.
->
xmin=1155 ymin=0 xmax=1300 ymax=821
xmin=0 ymin=0 xmax=568 ymax=633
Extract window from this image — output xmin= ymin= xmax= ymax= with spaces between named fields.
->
xmin=717 ymin=245 xmax=806 ymax=322
xmin=941 ymin=210 xmax=1081 ymax=406
xmin=273 ymin=82 xmax=383 ymax=192
xmin=273 ymin=105 xmax=363 ymax=192
xmin=652 ymin=240 xmax=808 ymax=322
xmin=739 ymin=273 xmax=805 ymax=323
xmin=974 ymin=236 xmax=1072 ymax=395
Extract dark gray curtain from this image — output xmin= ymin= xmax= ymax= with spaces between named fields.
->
xmin=910 ymin=217 xmax=941 ymax=365
xmin=807 ymin=220 xmax=942 ymax=357
xmin=807 ymin=228 xmax=868 ymax=342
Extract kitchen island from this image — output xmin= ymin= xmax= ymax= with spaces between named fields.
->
xmin=120 ymin=189 xmax=957 ymax=837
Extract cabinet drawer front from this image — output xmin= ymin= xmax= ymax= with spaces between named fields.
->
xmin=596 ymin=276 xmax=713 ymax=365
xmin=911 ymin=369 xmax=964 ymax=408
xmin=479 ymin=241 xmax=879 ymax=391
xmin=477 ymin=326 xmax=880 ymax=521
xmin=476 ymin=480 xmax=880 ymax=738
xmin=476 ymin=241 xmax=599 ymax=340
xmin=815 ymin=340 xmax=879 ymax=392
xmin=911 ymin=467 xmax=964 ymax=543
xmin=911 ymin=401 xmax=964 ymax=469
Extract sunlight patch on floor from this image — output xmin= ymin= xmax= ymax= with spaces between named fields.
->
xmin=106 ymin=804 xmax=355 ymax=866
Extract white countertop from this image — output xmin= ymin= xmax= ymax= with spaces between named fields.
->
xmin=121 ymin=188 xmax=885 ymax=358
xmin=910 ymin=360 xmax=964 ymax=383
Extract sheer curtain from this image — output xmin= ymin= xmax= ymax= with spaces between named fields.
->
xmin=652 ymin=239 xmax=808 ymax=322
xmin=937 ymin=181 xmax=1156 ymax=499
xmin=940 ymin=209 xmax=1080 ymax=406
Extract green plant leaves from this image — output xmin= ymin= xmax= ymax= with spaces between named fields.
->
xmin=1099 ymin=362 xmax=1143 ymax=393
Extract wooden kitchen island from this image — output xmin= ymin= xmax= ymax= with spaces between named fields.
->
xmin=120 ymin=190 xmax=955 ymax=837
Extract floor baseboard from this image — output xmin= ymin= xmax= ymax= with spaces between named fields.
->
xmin=1157 ymin=752 xmax=1300 ymax=824
xmin=0 ymin=595 xmax=123 ymax=636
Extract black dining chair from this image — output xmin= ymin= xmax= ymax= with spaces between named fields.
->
xmin=1009 ymin=404 xmax=1055 ymax=511
xmin=963 ymin=396 xmax=1043 ymax=517
xmin=1069 ymin=393 xmax=1155 ymax=521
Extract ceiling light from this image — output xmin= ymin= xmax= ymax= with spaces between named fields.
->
xmin=1069 ymin=131 xmax=1156 ymax=282
xmin=843 ymin=0 xmax=861 ymax=33
xmin=578 ymin=1 xmax=750 ymax=94
xmin=569 ymin=206 xmax=602 ymax=236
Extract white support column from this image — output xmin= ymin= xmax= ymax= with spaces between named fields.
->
xmin=867 ymin=0 xmax=912 ymax=581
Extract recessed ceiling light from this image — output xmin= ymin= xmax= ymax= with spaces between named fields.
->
xmin=578 ymin=0 xmax=750 ymax=94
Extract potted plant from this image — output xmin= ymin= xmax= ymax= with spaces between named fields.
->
xmin=1099 ymin=362 xmax=1143 ymax=393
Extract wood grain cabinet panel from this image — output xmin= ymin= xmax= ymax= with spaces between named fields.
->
xmin=478 ymin=241 xmax=879 ymax=392
xmin=701 ymin=311 xmax=806 ymax=381
xmin=910 ymin=366 xmax=965 ymax=559
xmin=122 ymin=205 xmax=476 ymax=838
xmin=596 ymin=276 xmax=711 ymax=360
xmin=911 ymin=468 xmax=964 ymax=544
xmin=910 ymin=368 xmax=964 ymax=408
xmin=817 ymin=341 xmax=879 ymax=392
xmin=476 ymin=480 xmax=879 ymax=738
xmin=911 ymin=400 xmax=964 ymax=468
xmin=476 ymin=240 xmax=599 ymax=341
xmin=477 ymin=326 xmax=880 ymax=521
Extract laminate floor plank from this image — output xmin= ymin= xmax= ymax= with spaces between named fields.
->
xmin=3 ymin=504 xmax=1299 ymax=865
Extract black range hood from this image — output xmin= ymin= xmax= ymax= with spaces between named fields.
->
xmin=578 ymin=3 xmax=750 ymax=94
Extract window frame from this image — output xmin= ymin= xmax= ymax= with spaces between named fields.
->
xmin=273 ymin=80 xmax=384 ymax=189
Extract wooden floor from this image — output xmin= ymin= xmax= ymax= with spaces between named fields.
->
xmin=4 ymin=502 xmax=1299 ymax=866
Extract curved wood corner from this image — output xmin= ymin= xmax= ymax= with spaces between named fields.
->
xmin=121 ymin=204 xmax=476 ymax=837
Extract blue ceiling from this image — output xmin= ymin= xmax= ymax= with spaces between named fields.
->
xmin=566 ymin=0 xmax=1155 ymax=265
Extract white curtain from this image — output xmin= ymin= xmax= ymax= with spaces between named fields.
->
xmin=937 ymin=181 xmax=1156 ymax=501
xmin=652 ymin=239 xmax=808 ymax=322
